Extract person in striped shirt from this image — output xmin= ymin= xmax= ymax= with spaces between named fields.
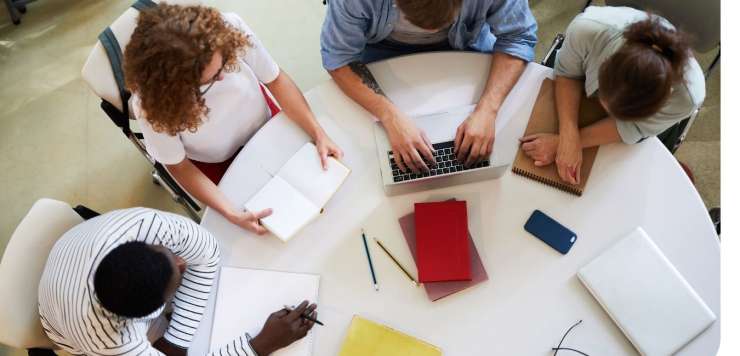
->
xmin=38 ymin=207 xmax=317 ymax=355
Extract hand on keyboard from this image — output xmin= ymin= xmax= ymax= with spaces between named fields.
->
xmin=381 ymin=113 xmax=436 ymax=173
xmin=389 ymin=141 xmax=490 ymax=182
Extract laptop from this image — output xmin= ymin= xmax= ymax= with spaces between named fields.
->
xmin=374 ymin=104 xmax=509 ymax=196
xmin=577 ymin=228 xmax=716 ymax=355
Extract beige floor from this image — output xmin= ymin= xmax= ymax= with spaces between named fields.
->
xmin=0 ymin=0 xmax=719 ymax=355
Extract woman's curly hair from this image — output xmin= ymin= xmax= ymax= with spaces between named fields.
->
xmin=124 ymin=3 xmax=249 ymax=136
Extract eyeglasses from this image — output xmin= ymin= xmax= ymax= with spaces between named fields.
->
xmin=198 ymin=57 xmax=227 ymax=96
xmin=551 ymin=320 xmax=591 ymax=356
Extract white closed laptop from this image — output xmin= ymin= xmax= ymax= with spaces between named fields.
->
xmin=577 ymin=227 xmax=716 ymax=356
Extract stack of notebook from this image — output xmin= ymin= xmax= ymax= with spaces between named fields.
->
xmin=398 ymin=200 xmax=489 ymax=301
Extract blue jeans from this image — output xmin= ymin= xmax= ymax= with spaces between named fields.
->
xmin=361 ymin=40 xmax=454 ymax=63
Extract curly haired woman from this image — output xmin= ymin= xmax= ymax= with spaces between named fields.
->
xmin=124 ymin=3 xmax=343 ymax=234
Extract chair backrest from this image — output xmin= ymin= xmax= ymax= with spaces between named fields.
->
xmin=0 ymin=199 xmax=84 ymax=349
xmin=81 ymin=0 xmax=202 ymax=114
xmin=604 ymin=0 xmax=719 ymax=53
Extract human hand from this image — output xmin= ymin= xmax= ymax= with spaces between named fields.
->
xmin=314 ymin=133 xmax=344 ymax=170
xmin=555 ymin=131 xmax=582 ymax=184
xmin=250 ymin=301 xmax=318 ymax=355
xmin=454 ymin=109 xmax=495 ymax=167
xmin=382 ymin=112 xmax=435 ymax=173
xmin=519 ymin=133 xmax=559 ymax=167
xmin=227 ymin=209 xmax=273 ymax=235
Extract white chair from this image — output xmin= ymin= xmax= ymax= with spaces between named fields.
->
xmin=81 ymin=0 xmax=203 ymax=222
xmin=0 ymin=199 xmax=86 ymax=355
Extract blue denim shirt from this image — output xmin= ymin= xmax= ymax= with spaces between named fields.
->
xmin=320 ymin=0 xmax=538 ymax=70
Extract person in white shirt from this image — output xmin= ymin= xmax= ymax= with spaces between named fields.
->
xmin=38 ymin=208 xmax=318 ymax=356
xmin=520 ymin=7 xmax=704 ymax=185
xmin=124 ymin=4 xmax=343 ymax=234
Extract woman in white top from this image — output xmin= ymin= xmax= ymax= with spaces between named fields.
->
xmin=124 ymin=4 xmax=342 ymax=234
xmin=520 ymin=7 xmax=704 ymax=185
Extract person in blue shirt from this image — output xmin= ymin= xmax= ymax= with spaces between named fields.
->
xmin=321 ymin=0 xmax=537 ymax=172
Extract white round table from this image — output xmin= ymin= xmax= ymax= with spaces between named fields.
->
xmin=190 ymin=52 xmax=719 ymax=356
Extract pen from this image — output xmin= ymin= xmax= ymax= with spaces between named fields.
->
xmin=374 ymin=237 xmax=419 ymax=287
xmin=361 ymin=229 xmax=379 ymax=291
xmin=283 ymin=305 xmax=324 ymax=326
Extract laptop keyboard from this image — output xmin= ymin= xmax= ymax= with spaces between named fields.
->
xmin=388 ymin=141 xmax=490 ymax=183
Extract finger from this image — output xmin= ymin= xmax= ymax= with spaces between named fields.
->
xmin=401 ymin=150 xmax=421 ymax=173
xmin=454 ymin=124 xmax=465 ymax=153
xmin=465 ymin=142 xmax=482 ymax=167
xmin=419 ymin=133 xmax=436 ymax=166
xmin=254 ymin=208 xmax=273 ymax=219
xmin=251 ymin=223 xmax=269 ymax=235
xmin=300 ymin=311 xmax=317 ymax=331
xmin=320 ymin=150 xmax=328 ymax=171
xmin=521 ymin=141 xmax=537 ymax=151
xmin=574 ymin=164 xmax=581 ymax=185
xmin=520 ymin=134 xmax=541 ymax=142
xmin=556 ymin=163 xmax=568 ymax=183
xmin=332 ymin=147 xmax=344 ymax=160
xmin=305 ymin=303 xmax=317 ymax=315
xmin=456 ymin=135 xmax=473 ymax=162
xmin=410 ymin=148 xmax=430 ymax=172
xmin=481 ymin=137 xmax=494 ymax=160
xmin=272 ymin=309 xmax=290 ymax=318
xmin=393 ymin=150 xmax=408 ymax=173
xmin=286 ymin=301 xmax=309 ymax=322
xmin=534 ymin=160 xmax=546 ymax=167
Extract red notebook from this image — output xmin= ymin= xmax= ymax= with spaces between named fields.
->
xmin=399 ymin=210 xmax=488 ymax=301
xmin=414 ymin=201 xmax=471 ymax=282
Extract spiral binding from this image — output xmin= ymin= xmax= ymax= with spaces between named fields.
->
xmin=512 ymin=167 xmax=583 ymax=196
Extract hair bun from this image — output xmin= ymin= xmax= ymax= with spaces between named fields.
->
xmin=622 ymin=15 xmax=690 ymax=75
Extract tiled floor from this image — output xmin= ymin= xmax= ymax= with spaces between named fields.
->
xmin=0 ymin=1 xmax=719 ymax=355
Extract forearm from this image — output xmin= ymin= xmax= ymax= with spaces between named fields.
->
xmin=266 ymin=70 xmax=326 ymax=140
xmin=166 ymin=160 xmax=238 ymax=220
xmin=554 ymin=76 xmax=583 ymax=137
xmin=329 ymin=62 xmax=400 ymax=125
xmin=579 ymin=118 xmax=622 ymax=148
xmin=476 ymin=52 xmax=526 ymax=117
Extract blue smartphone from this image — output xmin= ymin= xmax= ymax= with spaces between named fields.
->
xmin=524 ymin=210 xmax=577 ymax=255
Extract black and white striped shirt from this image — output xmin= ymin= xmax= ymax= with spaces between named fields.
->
xmin=38 ymin=208 xmax=257 ymax=356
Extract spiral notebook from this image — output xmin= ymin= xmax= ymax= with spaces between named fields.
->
xmin=512 ymin=79 xmax=606 ymax=196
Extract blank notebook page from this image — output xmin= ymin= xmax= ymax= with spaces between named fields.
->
xmin=277 ymin=142 xmax=350 ymax=208
xmin=244 ymin=175 xmax=319 ymax=241
xmin=210 ymin=267 xmax=320 ymax=356
xmin=577 ymin=228 xmax=716 ymax=356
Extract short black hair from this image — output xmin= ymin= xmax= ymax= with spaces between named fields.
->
xmin=94 ymin=241 xmax=173 ymax=318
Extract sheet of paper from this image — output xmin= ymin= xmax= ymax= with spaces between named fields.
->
xmin=338 ymin=316 xmax=441 ymax=356
xmin=244 ymin=175 xmax=319 ymax=241
xmin=210 ymin=267 xmax=320 ymax=356
xmin=277 ymin=142 xmax=350 ymax=208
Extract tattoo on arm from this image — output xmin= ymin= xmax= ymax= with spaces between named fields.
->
xmin=348 ymin=62 xmax=386 ymax=96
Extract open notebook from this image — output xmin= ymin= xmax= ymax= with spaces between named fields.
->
xmin=338 ymin=316 xmax=442 ymax=356
xmin=244 ymin=142 xmax=350 ymax=241
xmin=512 ymin=79 xmax=606 ymax=196
xmin=210 ymin=267 xmax=320 ymax=356
xmin=578 ymin=228 xmax=716 ymax=355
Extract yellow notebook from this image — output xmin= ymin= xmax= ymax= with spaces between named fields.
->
xmin=338 ymin=316 xmax=442 ymax=356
